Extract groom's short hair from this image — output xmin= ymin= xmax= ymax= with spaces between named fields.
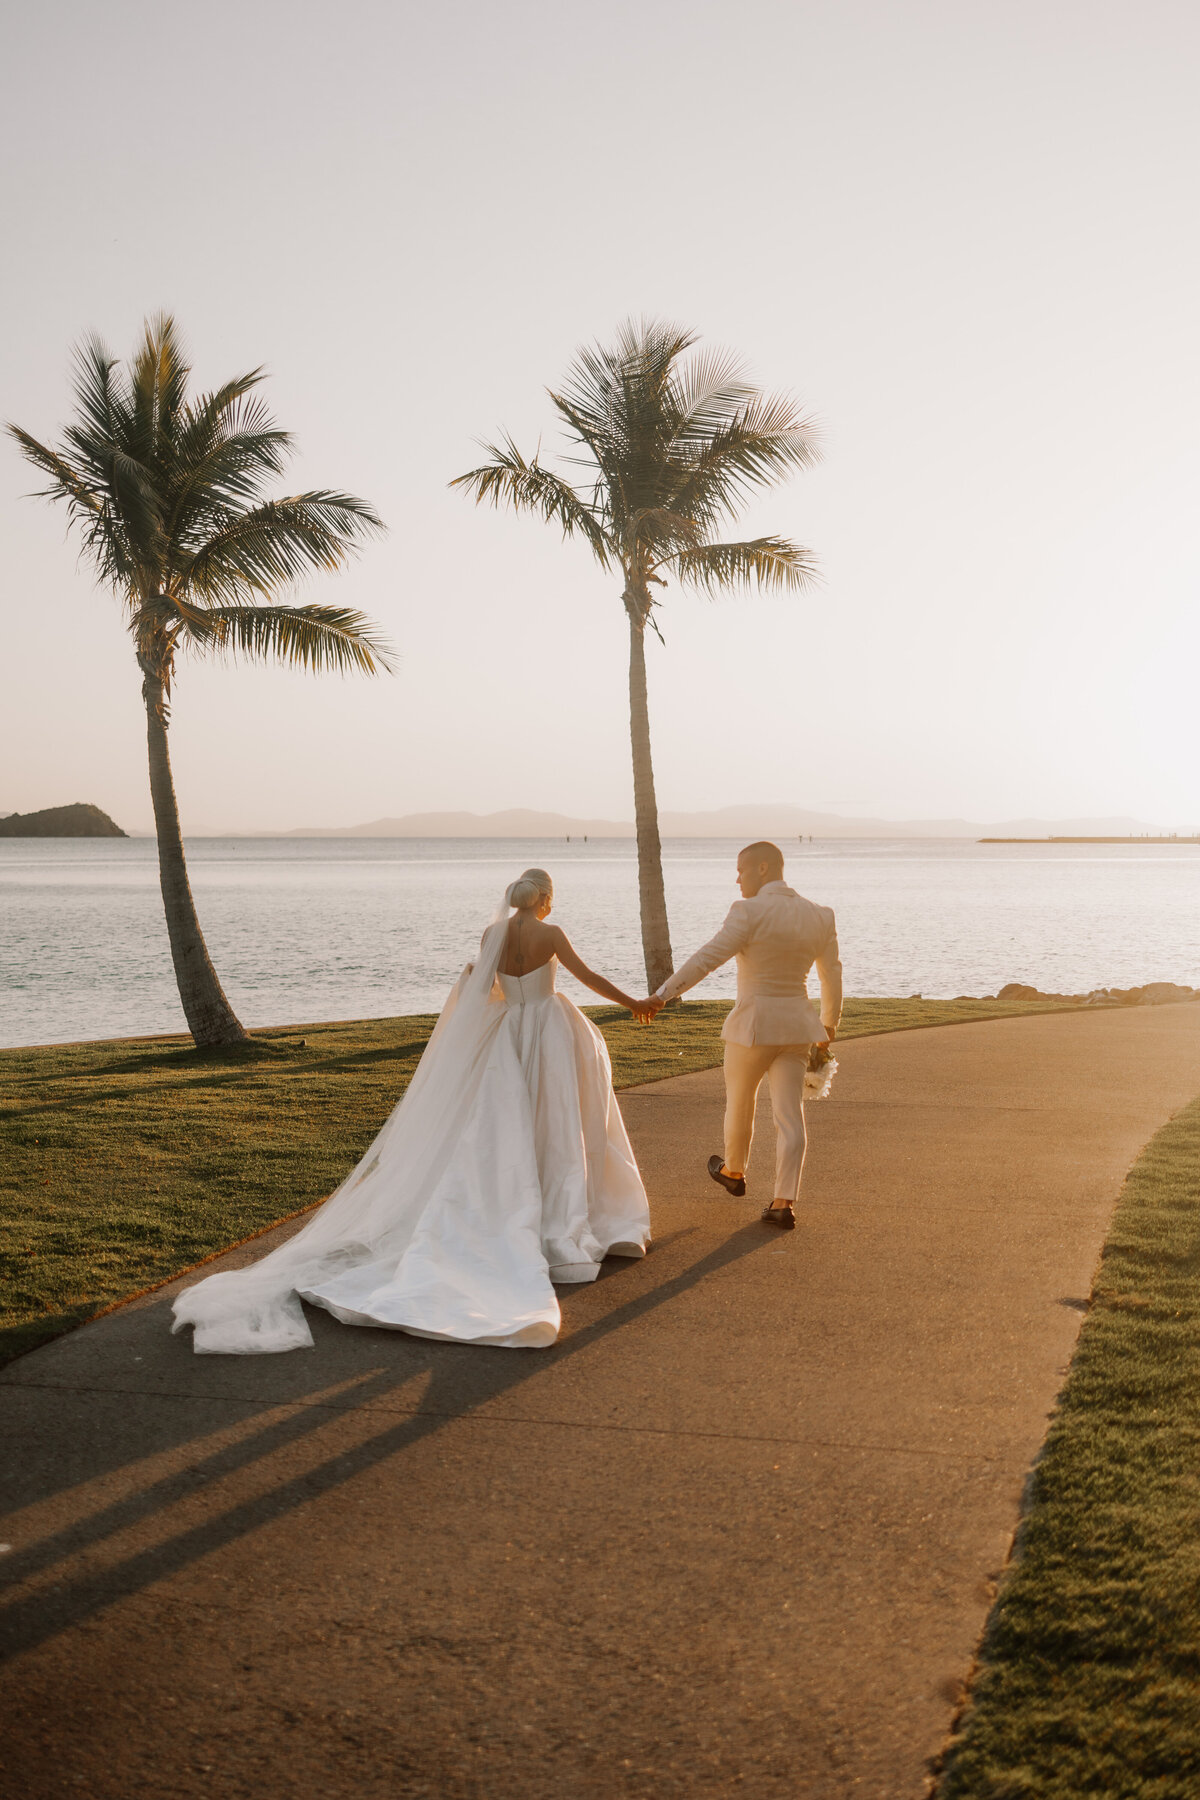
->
xmin=740 ymin=840 xmax=784 ymax=876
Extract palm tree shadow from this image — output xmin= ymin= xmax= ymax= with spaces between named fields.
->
xmin=0 ymin=1033 xmax=434 ymax=1121
xmin=0 ymin=1221 xmax=770 ymax=1659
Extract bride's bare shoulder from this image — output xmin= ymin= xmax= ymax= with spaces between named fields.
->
xmin=549 ymin=924 xmax=584 ymax=964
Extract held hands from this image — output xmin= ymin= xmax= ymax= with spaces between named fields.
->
xmin=627 ymin=994 xmax=664 ymax=1024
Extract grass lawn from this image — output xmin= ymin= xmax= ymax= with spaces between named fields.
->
xmin=936 ymin=1095 xmax=1200 ymax=1798
xmin=0 ymin=992 xmax=1087 ymax=1370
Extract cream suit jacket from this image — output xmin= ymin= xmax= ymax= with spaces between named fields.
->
xmin=655 ymin=880 xmax=842 ymax=1047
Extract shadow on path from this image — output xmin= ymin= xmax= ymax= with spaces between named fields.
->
xmin=0 ymin=1222 xmax=770 ymax=1661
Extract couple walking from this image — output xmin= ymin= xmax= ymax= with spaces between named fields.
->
xmin=173 ymin=841 xmax=841 ymax=1355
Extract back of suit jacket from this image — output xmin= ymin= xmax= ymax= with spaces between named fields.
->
xmin=657 ymin=879 xmax=842 ymax=1047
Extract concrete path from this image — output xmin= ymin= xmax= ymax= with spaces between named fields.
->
xmin=3 ymin=1004 xmax=1199 ymax=1800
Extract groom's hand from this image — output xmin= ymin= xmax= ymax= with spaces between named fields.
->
xmin=643 ymin=994 xmax=666 ymax=1021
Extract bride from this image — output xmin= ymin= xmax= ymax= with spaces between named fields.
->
xmin=171 ymin=869 xmax=654 ymax=1354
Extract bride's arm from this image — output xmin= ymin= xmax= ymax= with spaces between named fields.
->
xmin=552 ymin=929 xmax=652 ymax=1018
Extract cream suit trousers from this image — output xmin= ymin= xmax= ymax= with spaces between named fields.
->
xmin=723 ymin=1042 xmax=811 ymax=1202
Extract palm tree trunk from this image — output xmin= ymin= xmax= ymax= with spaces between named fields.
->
xmin=626 ymin=606 xmax=674 ymax=992
xmin=142 ymin=670 xmax=247 ymax=1048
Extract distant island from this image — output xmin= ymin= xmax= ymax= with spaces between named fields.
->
xmin=277 ymin=804 xmax=1161 ymax=842
xmin=0 ymin=803 xmax=126 ymax=838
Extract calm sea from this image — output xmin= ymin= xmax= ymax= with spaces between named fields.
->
xmin=2 ymin=836 xmax=1198 ymax=1049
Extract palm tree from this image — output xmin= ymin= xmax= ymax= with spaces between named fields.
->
xmin=452 ymin=319 xmax=819 ymax=992
xmin=8 ymin=314 xmax=390 ymax=1049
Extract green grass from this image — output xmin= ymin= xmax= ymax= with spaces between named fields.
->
xmin=936 ymin=1097 xmax=1200 ymax=1799
xmin=0 ymin=993 xmax=1086 ymax=1369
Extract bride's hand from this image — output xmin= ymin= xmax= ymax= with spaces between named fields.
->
xmin=628 ymin=996 xmax=659 ymax=1024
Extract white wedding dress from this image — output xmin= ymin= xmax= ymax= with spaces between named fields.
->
xmin=171 ymin=903 xmax=651 ymax=1354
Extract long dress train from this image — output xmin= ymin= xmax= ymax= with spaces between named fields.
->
xmin=171 ymin=915 xmax=651 ymax=1355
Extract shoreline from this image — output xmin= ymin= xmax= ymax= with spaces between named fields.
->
xmin=0 ymin=995 xmax=1123 ymax=1060
xmin=6 ymin=977 xmax=1196 ymax=1059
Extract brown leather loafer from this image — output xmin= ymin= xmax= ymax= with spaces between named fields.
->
xmin=761 ymin=1203 xmax=796 ymax=1229
xmin=708 ymin=1154 xmax=746 ymax=1197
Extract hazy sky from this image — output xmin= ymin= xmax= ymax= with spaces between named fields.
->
xmin=3 ymin=0 xmax=1199 ymax=833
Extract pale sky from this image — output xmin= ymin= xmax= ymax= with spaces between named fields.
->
xmin=3 ymin=0 xmax=1199 ymax=834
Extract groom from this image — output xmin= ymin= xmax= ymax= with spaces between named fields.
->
xmin=643 ymin=842 xmax=842 ymax=1229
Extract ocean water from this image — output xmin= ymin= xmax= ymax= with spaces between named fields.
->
xmin=2 ymin=835 xmax=1198 ymax=1048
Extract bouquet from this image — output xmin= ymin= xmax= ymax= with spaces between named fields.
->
xmin=804 ymin=1041 xmax=838 ymax=1100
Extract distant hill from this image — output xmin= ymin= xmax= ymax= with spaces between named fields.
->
xmin=0 ymin=803 xmax=126 ymax=838
xmin=284 ymin=808 xmax=633 ymax=839
xmin=279 ymin=804 xmax=1157 ymax=841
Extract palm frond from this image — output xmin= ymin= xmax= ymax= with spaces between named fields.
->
xmin=550 ymin=318 xmax=697 ymax=469
xmin=5 ymin=423 xmax=142 ymax=590
xmin=56 ymin=334 xmax=169 ymax=568
xmin=6 ymin=425 xmax=103 ymax=515
xmin=667 ymin=536 xmax=820 ymax=595
xmin=551 ymin=319 xmax=771 ymax=540
xmin=604 ymin=317 xmax=698 ymax=397
xmin=181 ymin=492 xmax=384 ymax=599
xmin=59 ymin=423 xmax=163 ymax=536
xmin=177 ymin=371 xmax=268 ymax=447
xmin=68 ymin=335 xmax=128 ymax=454
xmin=668 ymin=345 xmax=756 ymax=437
xmin=175 ymin=377 xmax=287 ymax=490
xmin=667 ymin=395 xmax=821 ymax=526
xmin=176 ymin=600 xmax=394 ymax=675
xmin=627 ymin=506 xmax=702 ymax=556
xmin=130 ymin=313 xmax=190 ymax=453
xmin=451 ymin=438 xmax=613 ymax=565
xmin=168 ymin=389 xmax=293 ymax=544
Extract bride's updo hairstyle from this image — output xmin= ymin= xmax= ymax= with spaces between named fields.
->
xmin=506 ymin=868 xmax=553 ymax=910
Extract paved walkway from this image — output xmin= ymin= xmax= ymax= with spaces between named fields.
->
xmin=3 ymin=1004 xmax=1199 ymax=1800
